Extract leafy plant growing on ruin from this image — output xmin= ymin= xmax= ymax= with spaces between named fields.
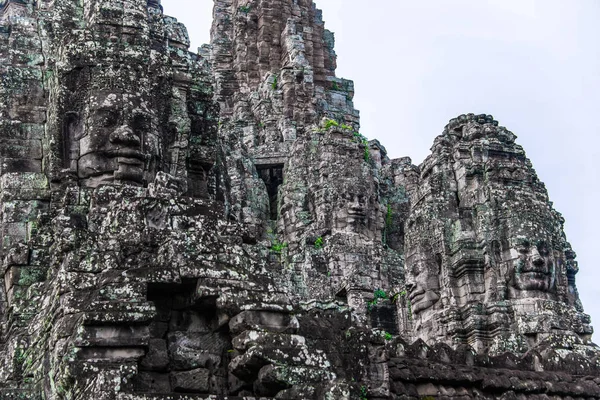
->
xmin=386 ymin=204 xmax=393 ymax=228
xmin=324 ymin=118 xmax=339 ymax=129
xmin=374 ymin=289 xmax=387 ymax=300
xmin=359 ymin=385 xmax=369 ymax=400
xmin=272 ymin=75 xmax=278 ymax=90
xmin=238 ymin=5 xmax=251 ymax=13
xmin=384 ymin=331 xmax=393 ymax=341
xmin=271 ymin=240 xmax=287 ymax=253
xmin=314 ymin=236 xmax=324 ymax=249
xmin=391 ymin=290 xmax=413 ymax=319
xmin=383 ymin=203 xmax=393 ymax=244
xmin=367 ymin=288 xmax=388 ymax=310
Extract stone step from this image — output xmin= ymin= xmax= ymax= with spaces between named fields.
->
xmin=60 ymin=292 xmax=148 ymax=314
xmin=258 ymin=364 xmax=336 ymax=387
xmin=228 ymin=311 xmax=298 ymax=335
xmin=229 ymin=344 xmax=331 ymax=381
xmin=75 ymin=346 xmax=146 ymax=363
xmin=117 ymin=394 xmax=274 ymax=400
xmin=0 ymin=389 xmax=43 ymax=399
xmin=232 ymin=331 xmax=306 ymax=351
xmin=74 ymin=325 xmax=151 ymax=347
xmin=81 ymin=301 xmax=157 ymax=325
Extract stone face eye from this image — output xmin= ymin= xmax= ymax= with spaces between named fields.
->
xmin=516 ymin=239 xmax=530 ymax=251
xmin=96 ymin=109 xmax=120 ymax=128
xmin=536 ymin=242 xmax=550 ymax=256
xmin=132 ymin=113 xmax=151 ymax=132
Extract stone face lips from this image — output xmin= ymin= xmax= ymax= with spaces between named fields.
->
xmin=0 ymin=1 xmax=597 ymax=399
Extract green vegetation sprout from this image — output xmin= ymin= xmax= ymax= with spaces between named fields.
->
xmin=314 ymin=236 xmax=324 ymax=249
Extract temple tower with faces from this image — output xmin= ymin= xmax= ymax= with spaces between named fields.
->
xmin=403 ymin=113 xmax=592 ymax=354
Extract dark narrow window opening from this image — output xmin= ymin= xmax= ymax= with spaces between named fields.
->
xmin=187 ymin=161 xmax=213 ymax=199
xmin=257 ymin=164 xmax=284 ymax=220
xmin=62 ymin=112 xmax=80 ymax=169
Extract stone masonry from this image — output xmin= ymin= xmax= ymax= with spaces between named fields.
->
xmin=0 ymin=0 xmax=597 ymax=399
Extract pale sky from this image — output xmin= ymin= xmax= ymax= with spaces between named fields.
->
xmin=163 ymin=0 xmax=600 ymax=337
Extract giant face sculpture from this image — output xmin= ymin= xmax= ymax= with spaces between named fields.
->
xmin=405 ymin=251 xmax=442 ymax=315
xmin=332 ymin=189 xmax=374 ymax=234
xmin=77 ymin=90 xmax=160 ymax=187
xmin=508 ymin=237 xmax=555 ymax=293
xmin=327 ymin=156 xmax=379 ymax=240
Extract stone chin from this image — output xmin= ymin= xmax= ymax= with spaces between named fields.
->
xmin=514 ymin=271 xmax=552 ymax=292
xmin=410 ymin=290 xmax=441 ymax=315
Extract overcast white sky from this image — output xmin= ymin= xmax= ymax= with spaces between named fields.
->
xmin=163 ymin=0 xmax=600 ymax=338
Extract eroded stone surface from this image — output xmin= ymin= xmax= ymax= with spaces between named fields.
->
xmin=0 ymin=1 xmax=597 ymax=399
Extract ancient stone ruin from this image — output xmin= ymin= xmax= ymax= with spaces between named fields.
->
xmin=0 ymin=0 xmax=598 ymax=399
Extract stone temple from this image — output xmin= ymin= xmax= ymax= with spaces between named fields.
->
xmin=0 ymin=0 xmax=598 ymax=399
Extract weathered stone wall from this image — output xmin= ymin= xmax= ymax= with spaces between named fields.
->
xmin=0 ymin=1 xmax=597 ymax=399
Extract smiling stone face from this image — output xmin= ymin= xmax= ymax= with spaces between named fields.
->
xmin=77 ymin=91 xmax=160 ymax=187
xmin=509 ymin=238 xmax=554 ymax=293
xmin=405 ymin=252 xmax=441 ymax=315
xmin=332 ymin=189 xmax=375 ymax=236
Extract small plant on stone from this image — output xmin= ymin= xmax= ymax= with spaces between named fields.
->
xmin=374 ymin=288 xmax=387 ymax=300
xmin=272 ymin=75 xmax=278 ymax=90
xmin=391 ymin=290 xmax=407 ymax=304
xmin=271 ymin=240 xmax=287 ymax=253
xmin=384 ymin=331 xmax=393 ymax=341
xmin=386 ymin=204 xmax=393 ymax=228
xmin=238 ymin=5 xmax=251 ymax=13
xmin=359 ymin=385 xmax=368 ymax=400
xmin=331 ymin=81 xmax=339 ymax=90
xmin=383 ymin=203 xmax=393 ymax=244
xmin=324 ymin=118 xmax=339 ymax=129
xmin=367 ymin=288 xmax=388 ymax=310
xmin=348 ymin=130 xmax=370 ymax=162
xmin=314 ymin=236 xmax=324 ymax=249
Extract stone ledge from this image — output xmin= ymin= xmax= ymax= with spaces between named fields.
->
xmin=117 ymin=394 xmax=274 ymax=400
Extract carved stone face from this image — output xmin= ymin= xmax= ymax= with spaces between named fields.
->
xmin=509 ymin=238 xmax=554 ymax=293
xmin=405 ymin=253 xmax=441 ymax=315
xmin=463 ymin=122 xmax=483 ymax=141
xmin=77 ymin=91 xmax=159 ymax=186
xmin=332 ymin=188 xmax=377 ymax=239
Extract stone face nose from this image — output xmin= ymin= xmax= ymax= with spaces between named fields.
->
xmin=109 ymin=126 xmax=141 ymax=147
xmin=531 ymin=248 xmax=545 ymax=266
